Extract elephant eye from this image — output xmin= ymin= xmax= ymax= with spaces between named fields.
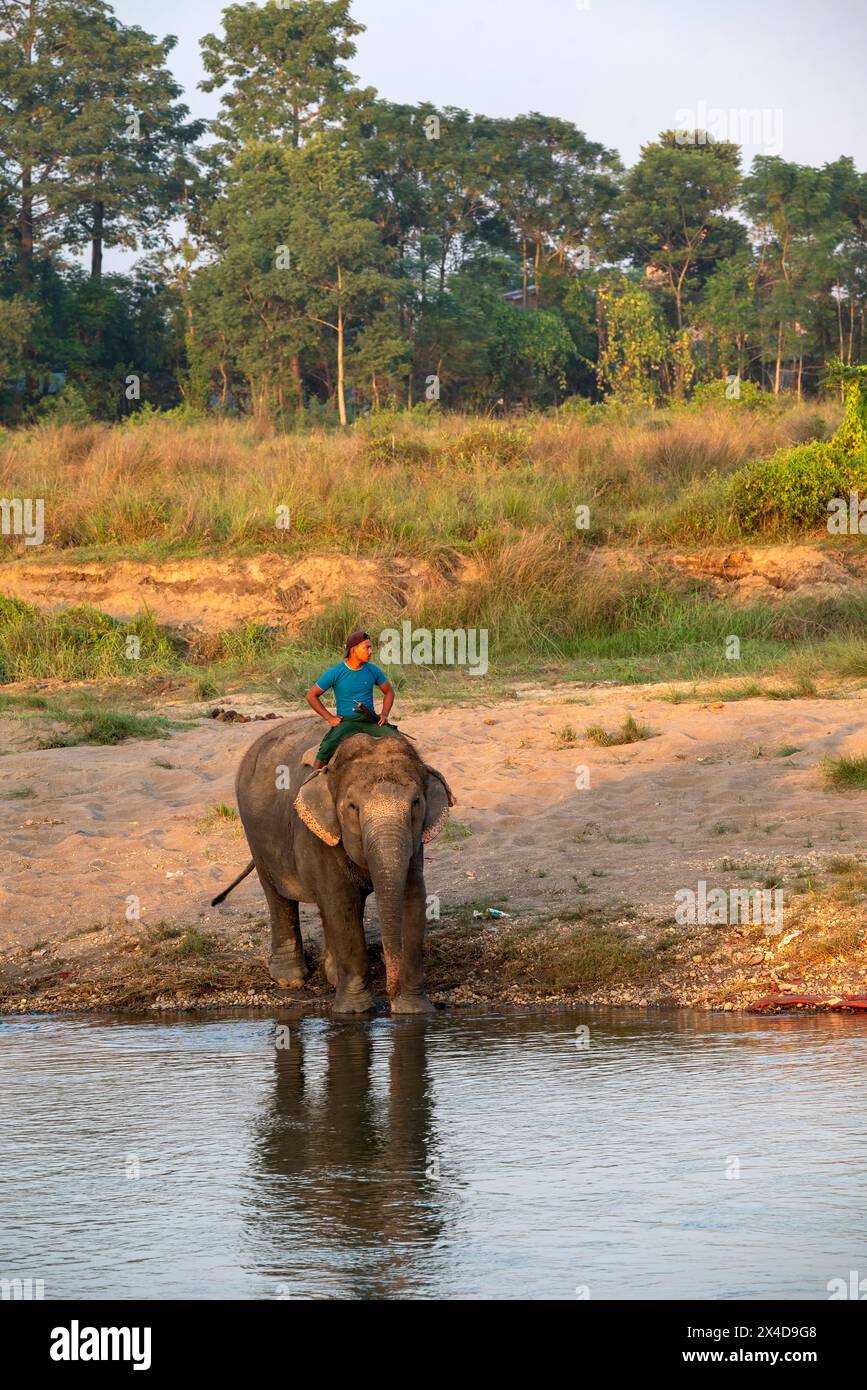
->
xmin=412 ymin=796 xmax=421 ymax=808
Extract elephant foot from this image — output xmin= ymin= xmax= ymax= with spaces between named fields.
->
xmin=390 ymin=992 xmax=434 ymax=1015
xmin=332 ymin=985 xmax=375 ymax=1015
xmin=268 ymin=953 xmax=307 ymax=988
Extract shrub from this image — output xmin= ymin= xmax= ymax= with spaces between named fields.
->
xmin=728 ymin=440 xmax=862 ymax=531
xmin=824 ymin=362 xmax=867 ymax=455
xmin=358 ymin=412 xmax=436 ymax=467
xmin=690 ymin=378 xmax=777 ymax=412
xmin=585 ymin=715 xmax=653 ymax=746
xmin=824 ymin=755 xmax=867 ymax=790
xmin=443 ymin=423 xmax=531 ymax=468
xmin=35 ymin=384 xmax=92 ymax=426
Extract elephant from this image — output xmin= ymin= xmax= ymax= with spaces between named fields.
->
xmin=211 ymin=718 xmax=454 ymax=1014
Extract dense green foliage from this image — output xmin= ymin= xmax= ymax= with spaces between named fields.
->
xmin=2 ymin=0 xmax=866 ymax=423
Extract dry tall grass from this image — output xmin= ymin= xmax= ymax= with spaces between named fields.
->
xmin=0 ymin=403 xmax=836 ymax=556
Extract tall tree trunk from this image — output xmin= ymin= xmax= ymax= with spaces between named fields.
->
xmin=836 ymin=279 xmax=845 ymax=360
xmin=534 ymin=239 xmax=541 ymax=308
xmin=521 ymin=235 xmax=528 ymax=308
xmin=774 ymin=321 xmax=783 ymax=395
xmin=19 ymin=166 xmax=33 ymax=289
xmin=336 ymin=263 xmax=346 ymax=427
xmin=18 ymin=6 xmax=35 ymax=290
xmin=91 ymin=200 xmax=104 ymax=279
xmin=290 ymin=353 xmax=303 ymax=410
xmin=796 ymin=354 xmax=803 ymax=402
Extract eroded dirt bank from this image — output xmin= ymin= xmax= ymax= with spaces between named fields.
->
xmin=3 ymin=543 xmax=867 ymax=634
xmin=2 ymin=686 xmax=867 ymax=1016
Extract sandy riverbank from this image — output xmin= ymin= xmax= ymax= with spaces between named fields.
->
xmin=2 ymin=684 xmax=867 ymax=1015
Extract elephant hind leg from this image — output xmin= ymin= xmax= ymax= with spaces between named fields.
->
xmin=258 ymin=867 xmax=306 ymax=987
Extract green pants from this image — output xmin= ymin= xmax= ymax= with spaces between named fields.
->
xmin=316 ymin=712 xmax=403 ymax=764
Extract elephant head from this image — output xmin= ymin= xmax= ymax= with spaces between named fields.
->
xmin=294 ymin=734 xmax=453 ymax=1006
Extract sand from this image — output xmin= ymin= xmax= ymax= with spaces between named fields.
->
xmin=2 ymin=685 xmax=866 ymax=982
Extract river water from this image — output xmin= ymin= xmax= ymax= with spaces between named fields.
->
xmin=2 ymin=1007 xmax=866 ymax=1300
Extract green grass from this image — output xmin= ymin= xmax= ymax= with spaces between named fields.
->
xmin=38 ymin=709 xmax=174 ymax=748
xmin=0 ymin=784 xmax=35 ymax=799
xmin=440 ymin=819 xmax=473 ymax=843
xmin=823 ymin=755 xmax=867 ymax=790
xmin=3 ymin=578 xmax=867 ymax=699
xmin=585 ymin=714 xmax=653 ymax=747
xmin=196 ymin=803 xmax=241 ymax=833
xmin=176 ymin=929 xmax=216 ymax=959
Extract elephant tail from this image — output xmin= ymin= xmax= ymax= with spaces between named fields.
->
xmin=210 ymin=859 xmax=256 ymax=906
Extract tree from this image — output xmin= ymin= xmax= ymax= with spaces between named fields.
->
xmin=615 ymin=131 xmax=743 ymax=329
xmin=823 ymin=157 xmax=867 ymax=368
xmin=698 ymin=254 xmax=758 ymax=381
xmin=0 ymin=292 xmax=35 ymax=381
xmin=0 ymin=1 xmax=201 ymax=283
xmin=60 ymin=19 xmax=202 ymax=279
xmin=0 ymin=0 xmax=110 ymax=286
xmin=190 ymin=142 xmax=317 ymax=418
xmin=494 ymin=113 xmax=620 ymax=307
xmin=742 ymin=157 xmax=842 ymax=394
xmin=347 ymin=309 xmax=411 ymax=409
xmin=284 ymin=135 xmax=393 ymax=424
xmin=193 ymin=136 xmax=391 ymax=424
xmin=596 ymin=279 xmax=669 ymax=405
xmin=200 ymin=0 xmax=368 ymax=159
xmin=488 ymin=301 xmax=575 ymax=404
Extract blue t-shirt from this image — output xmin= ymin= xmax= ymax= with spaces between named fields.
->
xmin=316 ymin=661 xmax=388 ymax=717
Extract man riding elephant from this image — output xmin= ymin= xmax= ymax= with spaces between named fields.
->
xmin=211 ymin=629 xmax=454 ymax=1014
xmin=306 ymin=630 xmax=399 ymax=769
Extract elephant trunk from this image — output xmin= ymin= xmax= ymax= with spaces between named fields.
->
xmin=364 ymin=821 xmax=413 ymax=1001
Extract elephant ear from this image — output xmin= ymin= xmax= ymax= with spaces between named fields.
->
xmin=422 ymin=765 xmax=455 ymax=844
xmin=295 ymin=773 xmax=340 ymax=846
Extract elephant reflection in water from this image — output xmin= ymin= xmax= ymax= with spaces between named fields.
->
xmin=248 ymin=1017 xmax=451 ymax=1298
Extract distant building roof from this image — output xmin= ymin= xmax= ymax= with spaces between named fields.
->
xmin=502 ymin=285 xmax=539 ymax=306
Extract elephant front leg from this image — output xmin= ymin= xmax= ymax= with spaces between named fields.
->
xmin=259 ymin=868 xmax=306 ymax=988
xmin=321 ymin=890 xmax=374 ymax=1014
xmin=391 ymin=854 xmax=434 ymax=1015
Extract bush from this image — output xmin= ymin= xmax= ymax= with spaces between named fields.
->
xmin=443 ymin=422 xmax=531 ymax=467
xmin=690 ymin=378 xmax=777 ymax=412
xmin=122 ymin=401 xmax=205 ymax=429
xmin=556 ymin=395 xmax=594 ymax=418
xmin=35 ymin=384 xmax=92 ymax=426
xmin=728 ymin=440 xmax=865 ymax=532
xmin=357 ymin=412 xmax=436 ymax=467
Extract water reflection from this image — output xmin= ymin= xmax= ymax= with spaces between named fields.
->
xmin=1 ymin=1007 xmax=866 ymax=1299
xmin=250 ymin=1017 xmax=451 ymax=1298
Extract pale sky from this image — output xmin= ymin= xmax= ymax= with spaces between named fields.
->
xmin=109 ymin=0 xmax=867 ymax=170
xmin=100 ymin=0 xmax=867 ymax=271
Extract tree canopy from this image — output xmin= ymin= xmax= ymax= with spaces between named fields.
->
xmin=1 ymin=0 xmax=866 ymax=423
